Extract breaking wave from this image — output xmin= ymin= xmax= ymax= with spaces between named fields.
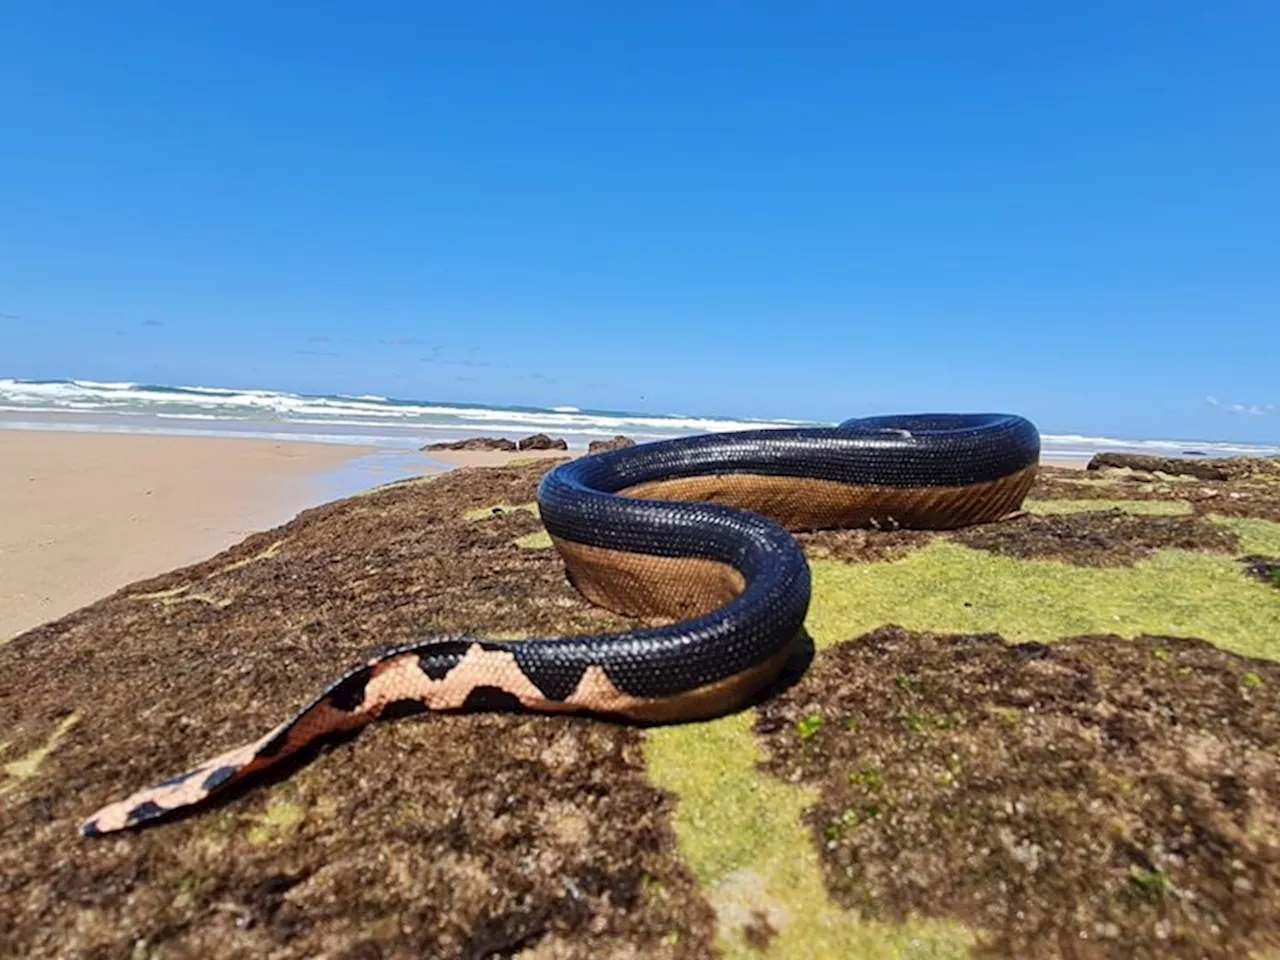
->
xmin=2 ymin=378 xmax=1277 ymax=460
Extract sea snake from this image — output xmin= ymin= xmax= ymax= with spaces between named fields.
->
xmin=81 ymin=413 xmax=1040 ymax=836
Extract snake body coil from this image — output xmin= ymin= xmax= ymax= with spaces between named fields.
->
xmin=82 ymin=413 xmax=1039 ymax=836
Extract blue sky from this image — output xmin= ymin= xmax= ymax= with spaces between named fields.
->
xmin=1 ymin=2 xmax=1276 ymax=441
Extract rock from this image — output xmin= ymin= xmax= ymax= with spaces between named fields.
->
xmin=0 ymin=458 xmax=719 ymax=959
xmin=518 ymin=433 xmax=569 ymax=451
xmin=423 ymin=437 xmax=517 ymax=452
xmin=588 ymin=435 xmax=636 ymax=454
xmin=1086 ymin=452 xmax=1231 ymax=482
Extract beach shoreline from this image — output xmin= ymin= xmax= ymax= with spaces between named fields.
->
xmin=0 ymin=430 xmax=380 ymax=640
xmin=6 ymin=380 xmax=1277 ymax=463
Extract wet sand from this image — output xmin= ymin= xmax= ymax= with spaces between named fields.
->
xmin=0 ymin=431 xmax=373 ymax=639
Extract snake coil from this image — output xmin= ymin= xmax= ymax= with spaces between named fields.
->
xmin=82 ymin=413 xmax=1039 ymax=836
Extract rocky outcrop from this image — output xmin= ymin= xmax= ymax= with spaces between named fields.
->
xmin=518 ymin=433 xmax=569 ymax=451
xmin=1086 ymin=452 xmax=1280 ymax=482
xmin=588 ymin=435 xmax=636 ymax=454
xmin=0 ymin=459 xmax=718 ymax=959
xmin=423 ymin=437 xmax=517 ymax=452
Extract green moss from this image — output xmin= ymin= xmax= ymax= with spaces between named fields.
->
xmin=848 ymin=768 xmax=883 ymax=790
xmin=463 ymin=502 xmax=539 ymax=522
xmin=514 ymin=530 xmax=553 ymax=550
xmin=488 ymin=630 xmax=531 ymax=641
xmin=647 ymin=531 xmax=1280 ymax=955
xmin=0 ymin=714 xmax=79 ymax=795
xmin=795 ymin=714 xmax=823 ymax=741
xmin=131 ymin=584 xmax=195 ymax=602
xmin=1024 ymin=499 xmax=1191 ymax=516
xmin=1212 ymin=516 xmax=1280 ymax=556
xmin=352 ymin=473 xmax=439 ymax=497
xmin=130 ymin=585 xmax=232 ymax=609
xmin=806 ymin=541 xmax=1280 ymax=661
xmin=214 ymin=538 xmax=287 ymax=574
xmin=508 ymin=455 xmax=569 ymax=467
xmin=645 ymin=715 xmax=974 ymax=959
xmin=246 ymin=797 xmax=306 ymax=845
xmin=986 ymin=705 xmax=1021 ymax=728
xmin=1127 ymin=866 xmax=1172 ymax=899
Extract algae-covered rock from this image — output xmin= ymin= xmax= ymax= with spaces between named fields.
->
xmin=588 ymin=435 xmax=636 ymax=454
xmin=4 ymin=455 xmax=1280 ymax=959
xmin=518 ymin=433 xmax=569 ymax=451
xmin=0 ymin=461 xmax=713 ymax=959
xmin=423 ymin=436 xmax=518 ymax=451
xmin=756 ymin=626 xmax=1280 ymax=959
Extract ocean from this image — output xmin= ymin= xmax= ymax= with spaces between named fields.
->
xmin=3 ymin=378 xmax=1278 ymax=463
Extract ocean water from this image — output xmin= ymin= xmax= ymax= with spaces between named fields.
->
xmin=2 ymin=378 xmax=1278 ymax=463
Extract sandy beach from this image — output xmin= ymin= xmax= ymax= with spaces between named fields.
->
xmin=0 ymin=431 xmax=576 ymax=640
xmin=0 ymin=431 xmax=374 ymax=640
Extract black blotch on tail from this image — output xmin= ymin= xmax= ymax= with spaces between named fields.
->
xmin=80 ymin=819 xmax=103 ymax=838
xmin=126 ymin=799 xmax=169 ymax=825
xmin=512 ymin=650 xmax=588 ymax=701
xmin=381 ymin=698 xmax=430 ymax=720
xmin=201 ymin=765 xmax=239 ymax=792
xmin=460 ymin=686 xmax=525 ymax=712
xmin=326 ymin=665 xmax=374 ymax=712
xmin=416 ymin=639 xmax=483 ymax=679
xmin=158 ymin=767 xmax=204 ymax=789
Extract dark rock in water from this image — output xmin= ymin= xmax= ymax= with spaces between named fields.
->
xmin=1183 ymin=450 xmax=1207 ymax=457
xmin=1087 ymin=452 xmax=1231 ymax=481
xmin=588 ymin=435 xmax=636 ymax=454
xmin=518 ymin=433 xmax=569 ymax=451
xmin=423 ymin=437 xmax=517 ymax=452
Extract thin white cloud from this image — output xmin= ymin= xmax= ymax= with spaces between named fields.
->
xmin=419 ymin=353 xmax=490 ymax=368
xmin=1206 ymin=396 xmax=1275 ymax=417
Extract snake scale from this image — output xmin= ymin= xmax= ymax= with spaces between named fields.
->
xmin=81 ymin=412 xmax=1040 ymax=836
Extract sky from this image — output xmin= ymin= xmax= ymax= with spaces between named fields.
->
xmin=1 ymin=2 xmax=1277 ymax=442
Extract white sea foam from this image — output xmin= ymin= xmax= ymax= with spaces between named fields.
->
xmin=0 ymin=378 xmax=810 ymax=439
xmin=1 ymin=378 xmax=1277 ymax=459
